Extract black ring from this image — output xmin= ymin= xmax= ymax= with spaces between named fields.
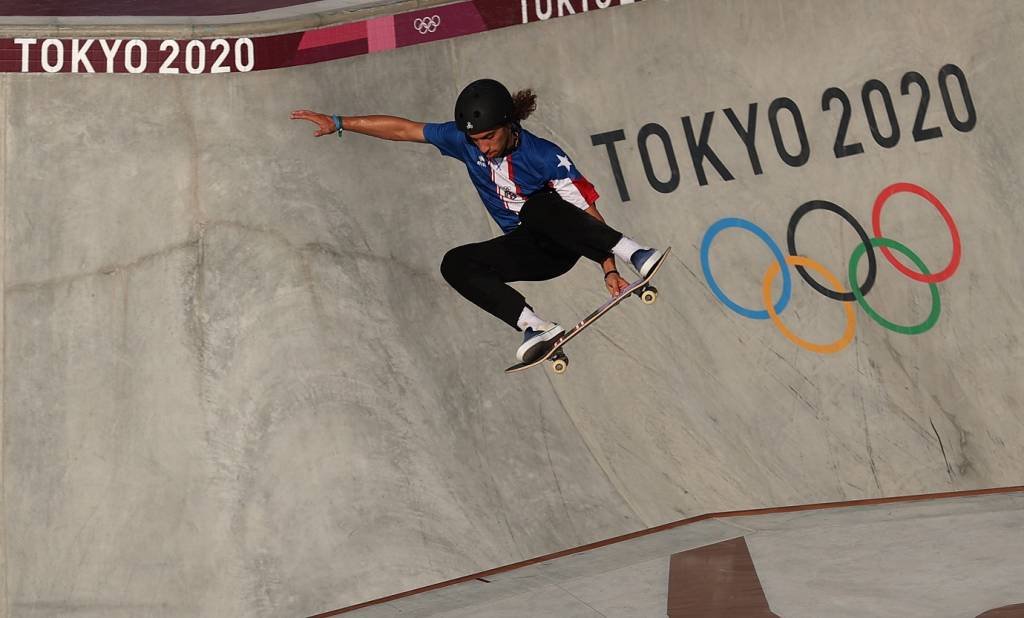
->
xmin=786 ymin=200 xmax=877 ymax=301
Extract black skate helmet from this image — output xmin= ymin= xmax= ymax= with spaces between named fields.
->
xmin=454 ymin=79 xmax=514 ymax=133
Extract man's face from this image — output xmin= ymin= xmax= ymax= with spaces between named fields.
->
xmin=467 ymin=125 xmax=512 ymax=159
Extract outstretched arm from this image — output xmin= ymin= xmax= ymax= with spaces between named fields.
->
xmin=290 ymin=110 xmax=427 ymax=142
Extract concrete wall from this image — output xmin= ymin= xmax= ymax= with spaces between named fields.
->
xmin=1 ymin=72 xmax=8 ymax=618
xmin=2 ymin=1 xmax=1023 ymax=616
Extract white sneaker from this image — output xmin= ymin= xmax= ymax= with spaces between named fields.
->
xmin=516 ymin=324 xmax=566 ymax=363
xmin=629 ymin=247 xmax=664 ymax=278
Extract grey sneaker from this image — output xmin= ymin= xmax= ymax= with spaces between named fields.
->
xmin=629 ymin=247 xmax=664 ymax=278
xmin=516 ymin=324 xmax=566 ymax=363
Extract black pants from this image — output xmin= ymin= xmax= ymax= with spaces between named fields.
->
xmin=440 ymin=190 xmax=623 ymax=330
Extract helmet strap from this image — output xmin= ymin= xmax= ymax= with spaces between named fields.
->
xmin=500 ymin=123 xmax=521 ymax=157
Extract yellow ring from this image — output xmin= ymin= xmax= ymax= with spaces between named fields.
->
xmin=762 ymin=256 xmax=856 ymax=354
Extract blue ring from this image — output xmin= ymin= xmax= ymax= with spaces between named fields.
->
xmin=700 ymin=218 xmax=792 ymax=320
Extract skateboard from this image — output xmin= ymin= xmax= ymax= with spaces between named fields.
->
xmin=505 ymin=246 xmax=671 ymax=375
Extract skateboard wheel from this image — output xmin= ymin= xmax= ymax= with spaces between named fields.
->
xmin=641 ymin=286 xmax=658 ymax=305
xmin=550 ymin=351 xmax=568 ymax=374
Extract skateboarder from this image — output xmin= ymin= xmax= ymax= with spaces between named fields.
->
xmin=291 ymin=79 xmax=663 ymax=363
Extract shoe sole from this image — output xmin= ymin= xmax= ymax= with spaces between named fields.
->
xmin=636 ymin=249 xmax=664 ymax=278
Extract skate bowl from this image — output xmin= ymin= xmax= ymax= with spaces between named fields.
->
xmin=1 ymin=0 xmax=1022 ymax=616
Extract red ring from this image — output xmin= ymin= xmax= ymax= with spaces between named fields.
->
xmin=871 ymin=182 xmax=961 ymax=283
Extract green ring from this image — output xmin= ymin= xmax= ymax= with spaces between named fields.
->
xmin=848 ymin=238 xmax=941 ymax=335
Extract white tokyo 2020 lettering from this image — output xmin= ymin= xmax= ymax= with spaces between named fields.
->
xmin=521 ymin=0 xmax=623 ymax=23
xmin=14 ymin=37 xmax=255 ymax=74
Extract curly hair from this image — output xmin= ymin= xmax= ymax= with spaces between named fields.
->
xmin=511 ymin=89 xmax=537 ymax=123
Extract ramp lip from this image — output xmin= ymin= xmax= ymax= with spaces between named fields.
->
xmin=309 ymin=484 xmax=1024 ymax=617
xmin=0 ymin=0 xmax=455 ymax=39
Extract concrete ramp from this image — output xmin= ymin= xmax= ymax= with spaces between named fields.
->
xmin=325 ymin=489 xmax=1024 ymax=617
xmin=1 ymin=1 xmax=1022 ymax=616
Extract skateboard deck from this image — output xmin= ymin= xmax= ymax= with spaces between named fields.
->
xmin=505 ymin=246 xmax=671 ymax=374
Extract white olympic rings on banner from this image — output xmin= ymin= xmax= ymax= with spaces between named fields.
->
xmin=414 ymin=15 xmax=442 ymax=34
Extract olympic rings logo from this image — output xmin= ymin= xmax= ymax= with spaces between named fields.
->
xmin=700 ymin=182 xmax=962 ymax=354
xmin=413 ymin=15 xmax=442 ymax=34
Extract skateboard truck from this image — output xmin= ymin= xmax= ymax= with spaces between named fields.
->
xmin=634 ymin=283 xmax=658 ymax=305
xmin=550 ymin=349 xmax=569 ymax=374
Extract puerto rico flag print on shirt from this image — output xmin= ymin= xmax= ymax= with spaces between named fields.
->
xmin=423 ymin=121 xmax=599 ymax=234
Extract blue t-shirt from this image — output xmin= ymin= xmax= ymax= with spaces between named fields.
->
xmin=423 ymin=121 xmax=599 ymax=233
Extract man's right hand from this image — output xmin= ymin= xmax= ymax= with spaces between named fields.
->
xmin=605 ymin=271 xmax=630 ymax=298
xmin=290 ymin=110 xmax=338 ymax=137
